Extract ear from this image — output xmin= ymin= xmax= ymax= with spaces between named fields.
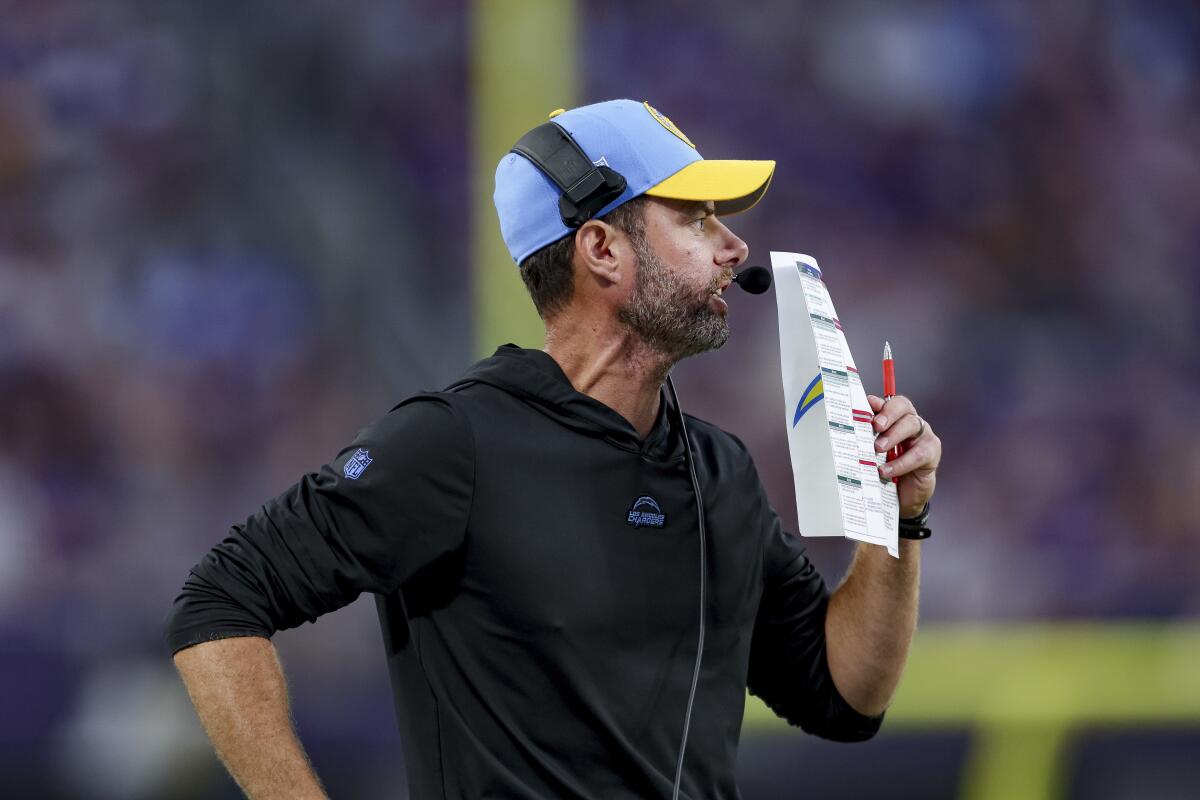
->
xmin=573 ymin=218 xmax=633 ymax=288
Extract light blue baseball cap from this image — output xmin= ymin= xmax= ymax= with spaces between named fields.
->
xmin=494 ymin=99 xmax=776 ymax=264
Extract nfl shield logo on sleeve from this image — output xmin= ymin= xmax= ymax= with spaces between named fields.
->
xmin=344 ymin=448 xmax=373 ymax=480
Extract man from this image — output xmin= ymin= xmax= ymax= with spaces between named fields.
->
xmin=166 ymin=99 xmax=942 ymax=799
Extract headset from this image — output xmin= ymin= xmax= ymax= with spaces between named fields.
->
xmin=510 ymin=122 xmax=629 ymax=228
xmin=511 ymin=120 xmax=708 ymax=800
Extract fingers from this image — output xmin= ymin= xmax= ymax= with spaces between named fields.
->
xmin=878 ymin=433 xmax=941 ymax=478
xmin=873 ymin=412 xmax=924 ymax=453
xmin=864 ymin=393 xmax=941 ymax=484
xmin=868 ymin=394 xmax=915 ymax=434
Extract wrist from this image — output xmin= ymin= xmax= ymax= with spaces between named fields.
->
xmin=898 ymin=501 xmax=932 ymax=540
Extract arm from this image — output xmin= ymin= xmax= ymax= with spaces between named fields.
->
xmin=173 ymin=637 xmax=326 ymax=800
xmin=165 ymin=396 xmax=474 ymax=793
xmin=825 ymin=393 xmax=940 ymax=716
xmin=825 ymin=540 xmax=920 ymax=716
xmin=746 ymin=525 xmax=887 ymax=742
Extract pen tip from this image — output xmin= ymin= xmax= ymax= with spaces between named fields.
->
xmin=883 ymin=341 xmax=892 ymax=359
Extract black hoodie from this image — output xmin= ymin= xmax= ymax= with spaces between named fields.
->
xmin=165 ymin=345 xmax=882 ymax=799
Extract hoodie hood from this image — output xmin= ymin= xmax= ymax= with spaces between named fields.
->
xmin=445 ymin=345 xmax=684 ymax=461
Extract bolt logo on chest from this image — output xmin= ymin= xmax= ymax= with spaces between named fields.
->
xmin=626 ymin=495 xmax=666 ymax=528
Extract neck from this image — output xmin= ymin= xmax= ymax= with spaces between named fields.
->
xmin=543 ymin=314 xmax=675 ymax=439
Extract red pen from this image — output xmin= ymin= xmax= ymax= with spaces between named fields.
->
xmin=882 ymin=341 xmax=901 ymax=484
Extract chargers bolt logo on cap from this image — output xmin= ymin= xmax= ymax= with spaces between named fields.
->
xmin=643 ymin=101 xmax=696 ymax=148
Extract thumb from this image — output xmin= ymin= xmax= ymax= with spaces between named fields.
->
xmin=866 ymin=394 xmax=884 ymax=412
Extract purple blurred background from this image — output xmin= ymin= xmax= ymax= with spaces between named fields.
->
xmin=1 ymin=1 xmax=1198 ymax=797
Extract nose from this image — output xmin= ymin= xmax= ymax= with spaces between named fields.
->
xmin=713 ymin=217 xmax=749 ymax=271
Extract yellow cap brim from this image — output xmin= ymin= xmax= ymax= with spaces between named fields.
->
xmin=643 ymin=159 xmax=776 ymax=216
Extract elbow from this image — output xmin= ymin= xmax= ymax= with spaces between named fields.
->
xmin=750 ymin=681 xmax=886 ymax=743
xmin=162 ymin=596 xmax=215 ymax=659
xmin=802 ymin=711 xmax=885 ymax=743
xmin=809 ymin=679 xmax=887 ymax=742
xmin=162 ymin=600 xmax=186 ymax=657
xmin=163 ymin=592 xmax=213 ymax=658
xmin=832 ymin=682 xmax=891 ymax=721
xmin=163 ymin=571 xmax=273 ymax=658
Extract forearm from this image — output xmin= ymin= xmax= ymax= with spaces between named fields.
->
xmin=825 ymin=540 xmax=920 ymax=716
xmin=173 ymin=636 xmax=327 ymax=800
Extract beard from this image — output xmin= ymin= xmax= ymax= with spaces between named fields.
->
xmin=616 ymin=240 xmax=732 ymax=361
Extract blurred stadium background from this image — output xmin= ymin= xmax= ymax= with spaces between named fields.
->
xmin=2 ymin=1 xmax=1198 ymax=797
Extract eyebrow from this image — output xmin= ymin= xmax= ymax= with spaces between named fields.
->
xmin=684 ymin=200 xmax=715 ymax=216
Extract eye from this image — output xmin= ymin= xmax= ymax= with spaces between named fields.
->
xmin=692 ymin=215 xmax=708 ymax=230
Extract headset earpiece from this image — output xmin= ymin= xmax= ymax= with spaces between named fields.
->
xmin=511 ymin=122 xmax=628 ymax=228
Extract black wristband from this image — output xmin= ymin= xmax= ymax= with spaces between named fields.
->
xmin=898 ymin=502 xmax=932 ymax=540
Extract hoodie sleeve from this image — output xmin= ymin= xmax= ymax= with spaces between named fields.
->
xmin=731 ymin=436 xmax=884 ymax=743
xmin=164 ymin=395 xmax=474 ymax=655
xmin=746 ymin=522 xmax=885 ymax=741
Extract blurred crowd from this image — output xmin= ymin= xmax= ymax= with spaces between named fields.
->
xmin=1 ymin=0 xmax=1197 ymax=797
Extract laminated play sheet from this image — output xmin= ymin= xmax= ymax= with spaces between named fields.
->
xmin=771 ymin=252 xmax=900 ymax=557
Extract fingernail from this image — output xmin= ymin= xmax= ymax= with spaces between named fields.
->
xmin=875 ymin=415 xmax=887 ymax=428
xmin=880 ymin=464 xmax=892 ymax=475
xmin=877 ymin=437 xmax=889 ymax=449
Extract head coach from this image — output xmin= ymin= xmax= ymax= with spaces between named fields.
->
xmin=165 ymin=99 xmax=943 ymax=799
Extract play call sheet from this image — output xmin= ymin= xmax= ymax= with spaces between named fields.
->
xmin=771 ymin=252 xmax=900 ymax=557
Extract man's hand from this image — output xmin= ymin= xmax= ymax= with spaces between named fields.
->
xmin=866 ymin=394 xmax=941 ymax=518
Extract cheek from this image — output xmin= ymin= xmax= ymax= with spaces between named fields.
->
xmin=686 ymin=246 xmax=714 ymax=282
xmin=644 ymin=219 xmax=710 ymax=280
xmin=663 ymin=239 xmax=706 ymax=277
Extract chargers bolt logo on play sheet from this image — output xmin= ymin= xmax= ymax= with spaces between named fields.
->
xmin=344 ymin=448 xmax=373 ymax=480
xmin=626 ymin=495 xmax=666 ymax=528
xmin=792 ymin=372 xmax=825 ymax=426
xmin=643 ymin=102 xmax=696 ymax=148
